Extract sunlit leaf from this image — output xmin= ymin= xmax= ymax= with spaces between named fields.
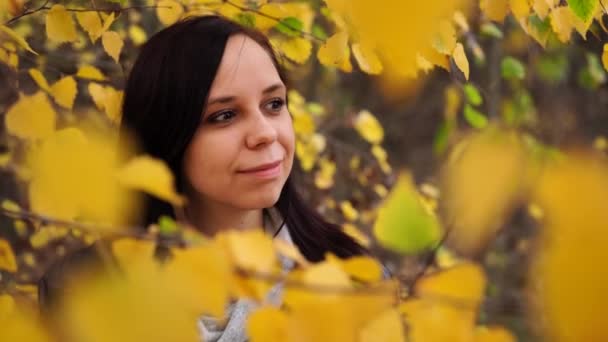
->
xmin=352 ymin=41 xmax=383 ymax=74
xmin=102 ymin=31 xmax=123 ymax=63
xmin=441 ymin=130 xmax=527 ymax=255
xmin=50 ymin=76 xmax=77 ymax=109
xmin=532 ymin=153 xmax=608 ymax=342
xmin=0 ymin=25 xmax=37 ymax=54
xmin=157 ymin=0 xmax=183 ymax=26
xmin=0 ymin=239 xmax=17 ymax=272
xmin=373 ymin=173 xmax=442 ymax=254
xmin=116 ymin=155 xmax=185 ymax=206
xmin=76 ymin=65 xmax=106 ymax=81
xmin=46 ymin=5 xmax=78 ymax=43
xmin=354 ymin=110 xmax=384 ymax=144
xmin=568 ymin=0 xmax=599 ymax=23
xmin=359 ymin=308 xmax=405 ymax=342
xmin=5 ymin=92 xmax=56 ymax=140
xmin=28 ymin=69 xmax=50 ymax=92
xmin=75 ymin=11 xmax=103 ymax=43
xmin=480 ymin=0 xmax=509 ymax=22
xmin=453 ymin=43 xmax=470 ymax=80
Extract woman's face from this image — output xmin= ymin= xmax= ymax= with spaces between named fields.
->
xmin=183 ymin=34 xmax=295 ymax=211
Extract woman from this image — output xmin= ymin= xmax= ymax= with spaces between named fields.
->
xmin=120 ymin=15 xmax=367 ymax=261
xmin=40 ymin=14 xmax=371 ymax=342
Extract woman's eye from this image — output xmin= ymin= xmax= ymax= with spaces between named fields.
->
xmin=209 ymin=110 xmax=236 ymax=123
xmin=265 ymin=98 xmax=285 ymax=112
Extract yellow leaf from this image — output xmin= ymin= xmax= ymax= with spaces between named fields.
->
xmin=128 ymin=25 xmax=147 ymax=46
xmin=99 ymin=12 xmax=116 ymax=34
xmin=433 ymin=20 xmax=457 ymax=55
xmin=338 ymin=255 xmax=384 ymax=282
xmin=5 ymin=92 xmax=56 ymax=140
xmin=28 ymin=69 xmax=50 ymax=92
xmin=254 ymin=3 xmax=286 ymax=31
xmin=116 ymin=155 xmax=185 ymax=206
xmin=532 ymin=0 xmax=551 ymax=18
xmin=46 ymin=5 xmax=78 ymax=43
xmin=76 ymin=65 xmax=106 ymax=81
xmin=314 ymin=157 xmax=336 ymax=189
xmin=277 ymin=37 xmax=312 ymax=64
xmin=0 ymin=305 xmax=51 ymax=342
xmin=416 ymin=263 xmax=486 ymax=306
xmin=441 ymin=130 xmax=527 ymax=255
xmin=157 ymin=0 xmax=183 ymax=26
xmin=532 ymin=154 xmax=608 ymax=341
xmin=0 ymin=152 xmax=11 ymax=167
xmin=50 ymin=76 xmax=77 ymax=109
xmin=480 ymin=0 xmax=510 ymax=22
xmin=359 ymin=308 xmax=405 ymax=342
xmin=75 ymin=11 xmax=103 ymax=43
xmin=452 ymin=42 xmax=469 ymax=80
xmin=550 ymin=6 xmax=577 ymax=43
xmin=102 ymin=31 xmax=123 ymax=63
xmin=168 ymin=243 xmax=233 ymax=317
xmin=247 ymin=306 xmax=289 ymax=342
xmin=343 ymin=223 xmax=371 ymax=247
xmin=59 ymin=267 xmax=201 ymax=342
xmin=340 ymin=200 xmax=359 ymax=222
xmin=274 ymin=238 xmax=310 ymax=267
xmin=0 ymin=25 xmax=37 ymax=55
xmin=354 ymin=110 xmax=384 ymax=144
xmin=400 ymin=297 xmax=476 ymax=342
xmin=0 ymin=239 xmax=17 ymax=272
xmin=0 ymin=294 xmax=15 ymax=318
xmin=88 ymin=82 xmax=106 ymax=110
xmin=0 ymin=199 xmax=19 ymax=213
xmin=510 ymin=0 xmax=531 ymax=21
xmin=28 ymin=127 xmax=134 ymax=227
xmin=352 ymin=42 xmax=383 ymax=74
xmin=317 ymin=31 xmax=350 ymax=70
xmin=224 ymin=229 xmax=276 ymax=273
xmin=475 ymin=326 xmax=516 ymax=342
xmin=603 ymin=44 xmax=608 ymax=72
xmin=112 ymin=238 xmax=156 ymax=270
xmin=106 ymin=88 xmax=124 ymax=124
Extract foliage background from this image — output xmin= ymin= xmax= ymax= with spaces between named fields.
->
xmin=1 ymin=0 xmax=608 ymax=341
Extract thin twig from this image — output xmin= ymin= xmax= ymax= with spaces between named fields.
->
xmin=4 ymin=0 xmax=50 ymax=26
xmin=223 ymin=0 xmax=323 ymax=42
xmin=4 ymin=3 xmax=171 ymax=25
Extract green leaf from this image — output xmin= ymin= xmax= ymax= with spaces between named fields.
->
xmin=578 ymin=52 xmax=606 ymax=89
xmin=568 ymin=0 xmax=599 ymax=23
xmin=501 ymin=56 xmax=526 ymax=80
xmin=463 ymin=83 xmax=483 ymax=106
xmin=312 ymin=24 xmax=328 ymax=40
xmin=464 ymin=104 xmax=488 ymax=129
xmin=276 ymin=17 xmax=303 ymax=37
xmin=235 ymin=12 xmax=256 ymax=28
xmin=433 ymin=119 xmax=455 ymax=155
xmin=373 ymin=174 xmax=442 ymax=254
xmin=480 ymin=23 xmax=504 ymax=39
xmin=536 ymin=53 xmax=568 ymax=84
xmin=158 ymin=215 xmax=179 ymax=235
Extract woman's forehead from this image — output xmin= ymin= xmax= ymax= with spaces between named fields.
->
xmin=209 ymin=34 xmax=283 ymax=96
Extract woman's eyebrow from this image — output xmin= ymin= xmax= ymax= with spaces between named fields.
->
xmin=206 ymin=83 xmax=285 ymax=106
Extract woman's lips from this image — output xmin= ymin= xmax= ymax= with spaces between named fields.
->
xmin=238 ymin=160 xmax=282 ymax=179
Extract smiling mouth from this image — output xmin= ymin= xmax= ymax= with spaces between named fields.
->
xmin=237 ymin=160 xmax=282 ymax=179
xmin=238 ymin=160 xmax=282 ymax=173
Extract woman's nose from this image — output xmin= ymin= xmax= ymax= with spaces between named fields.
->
xmin=245 ymin=110 xmax=278 ymax=149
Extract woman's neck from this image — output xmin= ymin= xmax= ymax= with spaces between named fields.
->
xmin=185 ymin=197 xmax=264 ymax=236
